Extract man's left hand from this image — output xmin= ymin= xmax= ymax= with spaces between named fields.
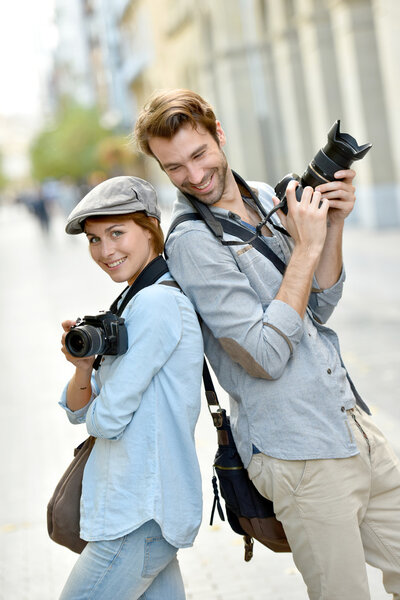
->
xmin=315 ymin=168 xmax=356 ymax=226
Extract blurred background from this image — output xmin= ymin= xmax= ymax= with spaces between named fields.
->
xmin=0 ymin=0 xmax=399 ymax=225
xmin=1 ymin=1 xmax=400 ymax=599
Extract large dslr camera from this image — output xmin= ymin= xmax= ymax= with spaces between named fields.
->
xmin=65 ymin=311 xmax=128 ymax=358
xmin=274 ymin=120 xmax=372 ymax=214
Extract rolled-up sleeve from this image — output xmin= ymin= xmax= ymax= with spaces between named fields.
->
xmin=59 ymin=378 xmax=99 ymax=424
xmin=309 ymin=267 xmax=346 ymax=323
xmin=167 ymin=228 xmax=304 ymax=380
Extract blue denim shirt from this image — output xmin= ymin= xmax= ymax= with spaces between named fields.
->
xmin=166 ymin=181 xmax=369 ymax=467
xmin=60 ymin=273 xmax=204 ymax=548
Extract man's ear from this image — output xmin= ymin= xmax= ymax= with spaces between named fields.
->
xmin=216 ymin=121 xmax=226 ymax=147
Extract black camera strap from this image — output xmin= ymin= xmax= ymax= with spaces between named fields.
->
xmin=174 ymin=170 xmax=289 ymax=240
xmin=110 ymin=255 xmax=169 ymax=317
xmin=165 ymin=170 xmax=288 ymax=276
xmin=93 ymin=255 xmax=169 ymax=370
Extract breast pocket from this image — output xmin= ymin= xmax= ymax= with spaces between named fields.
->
xmin=233 ymin=245 xmax=282 ymax=306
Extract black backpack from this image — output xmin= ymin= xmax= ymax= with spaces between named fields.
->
xmin=203 ymin=359 xmax=290 ymax=561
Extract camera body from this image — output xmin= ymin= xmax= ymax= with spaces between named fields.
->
xmin=274 ymin=120 xmax=372 ymax=214
xmin=65 ymin=311 xmax=128 ymax=358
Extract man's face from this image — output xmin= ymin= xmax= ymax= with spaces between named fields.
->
xmin=148 ymin=122 xmax=229 ymax=206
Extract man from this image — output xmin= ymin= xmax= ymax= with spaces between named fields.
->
xmin=134 ymin=89 xmax=400 ymax=599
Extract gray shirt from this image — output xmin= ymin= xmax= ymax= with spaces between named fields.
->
xmin=166 ymin=180 xmax=369 ymax=467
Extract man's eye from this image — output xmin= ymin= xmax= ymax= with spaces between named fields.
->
xmin=194 ymin=151 xmax=205 ymax=160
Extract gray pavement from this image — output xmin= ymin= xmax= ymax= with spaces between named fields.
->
xmin=0 ymin=202 xmax=399 ymax=599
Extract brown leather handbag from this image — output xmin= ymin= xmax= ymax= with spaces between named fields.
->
xmin=47 ymin=436 xmax=95 ymax=553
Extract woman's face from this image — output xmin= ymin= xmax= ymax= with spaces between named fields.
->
xmin=84 ymin=216 xmax=158 ymax=285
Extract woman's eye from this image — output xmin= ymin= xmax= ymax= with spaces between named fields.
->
xmin=111 ymin=230 xmax=123 ymax=238
xmin=88 ymin=236 xmax=100 ymax=244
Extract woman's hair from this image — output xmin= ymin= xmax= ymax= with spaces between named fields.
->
xmin=86 ymin=212 xmax=164 ymax=255
xmin=134 ymin=89 xmax=218 ymax=157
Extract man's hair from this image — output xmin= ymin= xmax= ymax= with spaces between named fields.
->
xmin=85 ymin=212 xmax=164 ymax=255
xmin=134 ymin=89 xmax=218 ymax=157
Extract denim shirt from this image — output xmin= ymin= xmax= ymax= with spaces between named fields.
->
xmin=166 ymin=181 xmax=369 ymax=467
xmin=60 ymin=273 xmax=204 ymax=548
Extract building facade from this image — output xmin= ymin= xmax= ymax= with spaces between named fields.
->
xmin=51 ymin=0 xmax=400 ymax=226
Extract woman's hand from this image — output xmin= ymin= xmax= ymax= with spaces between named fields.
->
xmin=61 ymin=320 xmax=95 ymax=372
xmin=62 ymin=320 xmax=95 ymax=411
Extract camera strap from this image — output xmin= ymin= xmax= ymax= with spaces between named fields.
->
xmin=109 ymin=255 xmax=169 ymax=317
xmin=93 ymin=255 xmax=169 ymax=370
xmin=165 ymin=170 xmax=288 ymax=275
xmin=166 ymin=212 xmax=286 ymax=276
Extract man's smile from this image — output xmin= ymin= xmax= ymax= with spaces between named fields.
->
xmin=190 ymin=173 xmax=214 ymax=192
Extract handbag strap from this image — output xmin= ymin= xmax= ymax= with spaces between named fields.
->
xmin=158 ymin=280 xmax=223 ymax=429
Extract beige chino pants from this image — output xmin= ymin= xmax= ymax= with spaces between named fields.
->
xmin=248 ymin=407 xmax=400 ymax=599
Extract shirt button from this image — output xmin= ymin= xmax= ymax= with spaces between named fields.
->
xmin=327 ymin=368 xmax=332 ymax=374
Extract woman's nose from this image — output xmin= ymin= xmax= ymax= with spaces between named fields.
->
xmin=100 ymin=239 xmax=115 ymax=258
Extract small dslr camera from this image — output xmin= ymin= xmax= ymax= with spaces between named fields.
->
xmin=274 ymin=120 xmax=372 ymax=214
xmin=65 ymin=311 xmax=128 ymax=358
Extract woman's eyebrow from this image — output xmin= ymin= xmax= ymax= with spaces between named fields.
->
xmin=85 ymin=223 xmax=125 ymax=236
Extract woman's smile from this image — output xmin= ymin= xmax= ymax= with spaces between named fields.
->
xmin=105 ymin=257 xmax=127 ymax=269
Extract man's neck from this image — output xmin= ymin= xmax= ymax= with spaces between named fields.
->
xmin=214 ymin=173 xmax=273 ymax=237
xmin=212 ymin=169 xmax=248 ymax=219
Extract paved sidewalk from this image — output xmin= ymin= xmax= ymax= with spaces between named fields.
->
xmin=0 ymin=204 xmax=399 ymax=599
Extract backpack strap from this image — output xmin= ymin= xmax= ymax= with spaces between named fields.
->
xmin=159 ymin=277 xmax=226 ymax=426
xmin=166 ymin=212 xmax=286 ymax=276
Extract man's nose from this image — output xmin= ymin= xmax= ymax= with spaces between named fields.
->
xmin=186 ymin=164 xmax=204 ymax=185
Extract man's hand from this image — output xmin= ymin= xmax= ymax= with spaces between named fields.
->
xmin=315 ymin=168 xmax=356 ymax=226
xmin=272 ymin=181 xmax=329 ymax=318
xmin=273 ymin=180 xmax=329 ymax=258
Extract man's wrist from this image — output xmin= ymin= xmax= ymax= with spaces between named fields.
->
xmin=291 ymin=242 xmax=322 ymax=267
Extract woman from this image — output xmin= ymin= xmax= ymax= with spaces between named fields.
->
xmin=59 ymin=176 xmax=203 ymax=600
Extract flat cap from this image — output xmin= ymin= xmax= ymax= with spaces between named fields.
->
xmin=65 ymin=176 xmax=161 ymax=234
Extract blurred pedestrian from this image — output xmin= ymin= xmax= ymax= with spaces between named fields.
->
xmin=134 ymin=89 xmax=400 ymax=599
xmin=17 ymin=185 xmax=51 ymax=233
xmin=58 ymin=176 xmax=203 ymax=600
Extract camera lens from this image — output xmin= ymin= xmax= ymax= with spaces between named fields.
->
xmin=301 ymin=120 xmax=372 ymax=189
xmin=65 ymin=325 xmax=107 ymax=357
xmin=274 ymin=120 xmax=372 ymax=214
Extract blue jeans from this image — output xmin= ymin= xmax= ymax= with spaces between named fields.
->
xmin=59 ymin=520 xmax=186 ymax=600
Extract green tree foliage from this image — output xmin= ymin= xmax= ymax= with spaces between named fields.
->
xmin=30 ymin=100 xmax=115 ymax=181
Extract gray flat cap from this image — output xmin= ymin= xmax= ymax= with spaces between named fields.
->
xmin=65 ymin=176 xmax=161 ymax=234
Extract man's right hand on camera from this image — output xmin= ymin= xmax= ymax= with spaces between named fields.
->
xmin=273 ymin=180 xmax=328 ymax=319
xmin=274 ymin=179 xmax=328 ymax=257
